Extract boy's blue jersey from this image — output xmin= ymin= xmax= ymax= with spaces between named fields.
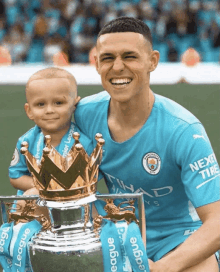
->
xmin=75 ymin=91 xmax=220 ymax=253
xmin=9 ymin=122 xmax=93 ymax=179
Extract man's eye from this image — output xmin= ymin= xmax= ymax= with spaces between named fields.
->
xmin=125 ymin=56 xmax=136 ymax=59
xmin=101 ymin=57 xmax=113 ymax=61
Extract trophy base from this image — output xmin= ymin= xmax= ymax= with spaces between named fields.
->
xmin=29 ymin=227 xmax=103 ymax=272
xmin=29 ymin=247 xmax=103 ymax=272
xmin=28 ymin=196 xmax=104 ymax=272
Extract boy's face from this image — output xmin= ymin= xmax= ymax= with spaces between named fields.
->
xmin=25 ymin=77 xmax=77 ymax=135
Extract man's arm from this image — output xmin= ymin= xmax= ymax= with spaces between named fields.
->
xmin=149 ymin=200 xmax=220 ymax=272
xmin=10 ymin=176 xmax=35 ymax=191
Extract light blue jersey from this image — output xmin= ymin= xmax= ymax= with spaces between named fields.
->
xmin=9 ymin=122 xmax=93 ymax=180
xmin=75 ymin=91 xmax=220 ymax=260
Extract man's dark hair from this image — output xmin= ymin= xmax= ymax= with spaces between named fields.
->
xmin=98 ymin=17 xmax=153 ymax=46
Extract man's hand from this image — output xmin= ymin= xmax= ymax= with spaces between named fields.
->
xmin=147 ymin=201 xmax=220 ymax=272
xmin=148 ymin=259 xmax=171 ymax=272
xmin=148 ymin=259 xmax=155 ymax=271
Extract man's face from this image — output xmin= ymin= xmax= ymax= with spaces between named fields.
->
xmin=25 ymin=77 xmax=76 ymax=135
xmin=95 ymin=32 xmax=157 ymax=103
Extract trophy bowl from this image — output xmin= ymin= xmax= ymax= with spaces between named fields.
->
xmin=28 ymin=195 xmax=103 ymax=272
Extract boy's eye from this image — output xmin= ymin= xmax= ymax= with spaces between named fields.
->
xmin=55 ymin=101 xmax=63 ymax=105
xmin=38 ymin=103 xmax=44 ymax=107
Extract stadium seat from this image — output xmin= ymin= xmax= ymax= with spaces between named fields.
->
xmin=26 ymin=39 xmax=44 ymax=63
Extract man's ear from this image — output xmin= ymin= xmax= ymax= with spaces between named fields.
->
xmin=94 ymin=54 xmax=100 ymax=75
xmin=24 ymin=103 xmax=34 ymax=120
xmin=149 ymin=50 xmax=160 ymax=72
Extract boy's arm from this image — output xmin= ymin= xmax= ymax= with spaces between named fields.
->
xmin=9 ymin=139 xmax=34 ymax=191
xmin=16 ymin=186 xmax=39 ymax=211
xmin=10 ymin=175 xmax=35 ymax=191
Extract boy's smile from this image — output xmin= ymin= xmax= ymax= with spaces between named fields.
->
xmin=25 ymin=77 xmax=76 ymax=137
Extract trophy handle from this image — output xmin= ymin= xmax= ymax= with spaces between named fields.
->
xmin=0 ymin=195 xmax=38 ymax=225
xmin=96 ymin=193 xmax=146 ymax=248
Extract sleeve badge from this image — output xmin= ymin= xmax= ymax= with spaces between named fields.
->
xmin=10 ymin=148 xmax=20 ymax=167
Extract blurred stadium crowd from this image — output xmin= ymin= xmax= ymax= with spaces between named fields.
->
xmin=0 ymin=0 xmax=219 ymax=64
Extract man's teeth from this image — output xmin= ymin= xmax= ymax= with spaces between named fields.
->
xmin=111 ymin=78 xmax=132 ymax=85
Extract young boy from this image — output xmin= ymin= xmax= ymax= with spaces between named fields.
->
xmin=8 ymin=67 xmax=92 ymax=199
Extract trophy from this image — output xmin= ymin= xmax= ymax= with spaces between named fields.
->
xmin=20 ymin=132 xmax=105 ymax=272
xmin=0 ymin=132 xmax=147 ymax=272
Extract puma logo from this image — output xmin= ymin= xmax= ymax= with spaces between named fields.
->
xmin=193 ymin=135 xmax=206 ymax=140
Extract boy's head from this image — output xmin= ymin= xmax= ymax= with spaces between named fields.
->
xmin=24 ymin=67 xmax=80 ymax=135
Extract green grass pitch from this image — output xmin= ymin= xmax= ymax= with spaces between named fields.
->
xmin=0 ymin=84 xmax=219 ymax=196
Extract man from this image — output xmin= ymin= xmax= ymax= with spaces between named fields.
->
xmin=75 ymin=17 xmax=220 ymax=271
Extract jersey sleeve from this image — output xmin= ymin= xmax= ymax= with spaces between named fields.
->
xmin=74 ymin=103 xmax=88 ymax=136
xmin=175 ymin=123 xmax=220 ymax=208
xmin=8 ymin=138 xmax=31 ymax=179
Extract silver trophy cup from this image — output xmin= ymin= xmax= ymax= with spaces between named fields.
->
xmin=0 ymin=133 xmax=146 ymax=272
xmin=0 ymin=193 xmax=146 ymax=272
xmin=29 ymin=196 xmax=103 ymax=272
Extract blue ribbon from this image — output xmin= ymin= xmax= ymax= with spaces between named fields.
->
xmin=0 ymin=220 xmax=42 ymax=272
xmin=100 ymin=220 xmax=124 ymax=272
xmin=115 ymin=222 xmax=132 ymax=271
xmin=0 ymin=222 xmax=14 ymax=271
xmin=12 ymin=220 xmax=42 ymax=272
xmin=124 ymin=222 xmax=150 ymax=272
xmin=33 ymin=123 xmax=76 ymax=161
xmin=100 ymin=220 xmax=149 ymax=272
xmin=0 ymin=222 xmax=14 ymax=257
xmin=0 ymin=255 xmax=13 ymax=272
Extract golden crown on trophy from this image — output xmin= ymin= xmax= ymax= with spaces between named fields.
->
xmin=20 ymin=132 xmax=105 ymax=201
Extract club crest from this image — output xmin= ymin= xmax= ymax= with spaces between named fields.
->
xmin=143 ymin=152 xmax=161 ymax=175
xmin=10 ymin=148 xmax=19 ymax=167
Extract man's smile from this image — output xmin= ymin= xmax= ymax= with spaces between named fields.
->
xmin=110 ymin=78 xmax=132 ymax=86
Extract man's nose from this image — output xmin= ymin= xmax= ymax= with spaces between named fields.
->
xmin=112 ymin=57 xmax=124 ymax=72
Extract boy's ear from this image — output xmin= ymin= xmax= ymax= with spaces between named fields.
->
xmin=74 ymin=96 xmax=81 ymax=106
xmin=24 ymin=103 xmax=34 ymax=120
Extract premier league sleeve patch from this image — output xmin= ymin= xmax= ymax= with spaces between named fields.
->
xmin=10 ymin=148 xmax=20 ymax=167
xmin=142 ymin=152 xmax=161 ymax=175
